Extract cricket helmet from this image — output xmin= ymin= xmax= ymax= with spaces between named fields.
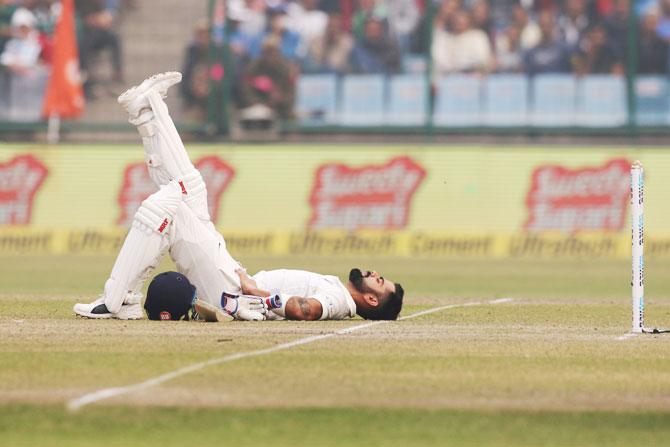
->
xmin=144 ymin=271 xmax=196 ymax=321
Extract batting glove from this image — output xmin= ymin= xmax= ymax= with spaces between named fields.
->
xmin=222 ymin=292 xmax=266 ymax=321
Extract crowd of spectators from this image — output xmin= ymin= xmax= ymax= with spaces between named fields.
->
xmin=188 ymin=0 xmax=670 ymax=120
xmin=3 ymin=0 xmax=670 ymax=122
xmin=0 ymin=0 xmax=131 ymax=102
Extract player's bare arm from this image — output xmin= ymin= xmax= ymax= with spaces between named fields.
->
xmin=285 ymin=297 xmax=323 ymax=321
xmin=236 ymin=268 xmax=270 ymax=297
xmin=237 ymin=269 xmax=323 ymax=320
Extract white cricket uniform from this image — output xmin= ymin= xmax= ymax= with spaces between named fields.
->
xmin=252 ymin=269 xmax=357 ymax=320
xmin=100 ymin=88 xmax=246 ymax=313
xmin=168 ymin=202 xmax=243 ymax=308
xmin=102 ymin=85 xmax=354 ymax=321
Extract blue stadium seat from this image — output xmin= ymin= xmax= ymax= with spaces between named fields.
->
xmin=402 ymin=54 xmax=427 ymax=74
xmin=386 ymin=74 xmax=427 ymax=126
xmin=635 ymin=76 xmax=669 ymax=126
xmin=434 ymin=75 xmax=482 ymax=127
xmin=0 ymin=70 xmax=9 ymax=121
xmin=7 ymin=69 xmax=49 ymax=122
xmin=531 ymin=74 xmax=577 ymax=126
xmin=340 ymin=75 xmax=386 ymax=126
xmin=296 ymin=74 xmax=338 ymax=125
xmin=484 ymin=74 xmax=528 ymax=126
xmin=578 ymin=75 xmax=626 ymax=127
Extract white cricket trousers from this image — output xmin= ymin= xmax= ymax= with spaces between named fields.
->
xmin=103 ymin=91 xmax=241 ymax=313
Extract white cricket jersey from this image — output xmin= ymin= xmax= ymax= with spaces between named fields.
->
xmin=252 ymin=269 xmax=357 ymax=320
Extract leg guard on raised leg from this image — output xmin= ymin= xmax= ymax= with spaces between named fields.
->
xmin=103 ymin=181 xmax=183 ymax=313
xmin=181 ymin=169 xmax=210 ymax=222
xmin=136 ymin=93 xmax=211 ymax=221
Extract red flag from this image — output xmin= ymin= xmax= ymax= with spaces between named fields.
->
xmin=43 ymin=0 xmax=84 ymax=118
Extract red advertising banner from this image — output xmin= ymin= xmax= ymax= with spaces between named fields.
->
xmin=525 ymin=158 xmax=631 ymax=232
xmin=309 ymin=156 xmax=426 ymax=230
xmin=0 ymin=155 xmax=48 ymax=225
xmin=117 ymin=157 xmax=235 ymax=225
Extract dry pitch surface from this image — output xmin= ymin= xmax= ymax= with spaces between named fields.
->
xmin=1 ymin=255 xmax=670 ymax=446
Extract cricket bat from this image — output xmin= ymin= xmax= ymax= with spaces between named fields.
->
xmin=193 ymin=298 xmax=234 ymax=322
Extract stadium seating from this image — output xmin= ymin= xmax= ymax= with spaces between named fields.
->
xmin=531 ymin=74 xmax=577 ymax=127
xmin=635 ymin=76 xmax=670 ymax=126
xmin=299 ymin=73 xmax=650 ymax=130
xmin=578 ymin=75 xmax=626 ymax=127
xmin=484 ymin=74 xmax=529 ymax=126
xmin=340 ymin=74 xmax=386 ymax=126
xmin=0 ymin=70 xmax=9 ymax=121
xmin=296 ymin=74 xmax=339 ymax=126
xmin=386 ymin=74 xmax=428 ymax=126
xmin=402 ymin=54 xmax=427 ymax=74
xmin=5 ymin=69 xmax=49 ymax=122
xmin=433 ymin=75 xmax=482 ymax=127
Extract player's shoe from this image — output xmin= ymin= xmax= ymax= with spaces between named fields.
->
xmin=73 ymin=293 xmax=144 ymax=320
xmin=117 ymin=71 xmax=182 ymax=119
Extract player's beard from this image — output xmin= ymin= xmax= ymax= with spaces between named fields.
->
xmin=349 ymin=268 xmax=371 ymax=294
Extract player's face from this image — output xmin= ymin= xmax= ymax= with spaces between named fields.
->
xmin=349 ymin=268 xmax=396 ymax=299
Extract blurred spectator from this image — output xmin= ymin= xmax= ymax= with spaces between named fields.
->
xmin=636 ymin=0 xmax=657 ymax=16
xmin=471 ymin=0 xmax=493 ymax=41
xmin=229 ymin=0 xmax=267 ymax=36
xmin=527 ymin=0 xmax=559 ymax=11
xmin=248 ymin=7 xmax=303 ymax=63
xmin=572 ymin=23 xmax=623 ymax=75
xmin=241 ymin=36 xmax=295 ymax=119
xmin=352 ymin=0 xmax=387 ymax=41
xmin=603 ymin=0 xmax=629 ymax=60
xmin=304 ymin=12 xmax=353 ymax=73
xmin=319 ymin=0 xmax=343 ymax=13
xmin=0 ymin=0 xmax=18 ymax=53
xmin=511 ymin=4 xmax=540 ymax=50
xmin=75 ymin=0 xmax=123 ymax=97
xmin=558 ymin=0 xmax=589 ymax=48
xmin=180 ymin=19 xmax=210 ymax=120
xmin=0 ymin=7 xmax=42 ymax=76
xmin=384 ymin=0 xmax=421 ymax=52
xmin=638 ymin=8 xmax=668 ymax=74
xmin=229 ymin=2 xmax=257 ymax=60
xmin=30 ymin=0 xmax=58 ymax=35
xmin=524 ymin=10 xmax=572 ymax=75
xmin=286 ymin=0 xmax=328 ymax=46
xmin=432 ymin=10 xmax=492 ymax=74
xmin=350 ymin=16 xmax=400 ymax=73
xmin=657 ymin=0 xmax=670 ymax=41
xmin=494 ymin=23 xmax=524 ymax=72
xmin=31 ymin=0 xmax=59 ymax=65
xmin=410 ymin=0 xmax=460 ymax=55
xmin=595 ymin=0 xmax=614 ymax=16
xmin=433 ymin=0 xmax=461 ymax=33
xmin=489 ymin=0 xmax=520 ymax=28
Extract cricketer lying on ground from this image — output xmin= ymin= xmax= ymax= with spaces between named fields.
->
xmin=72 ymin=72 xmax=404 ymax=322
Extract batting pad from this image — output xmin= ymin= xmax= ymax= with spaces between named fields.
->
xmin=103 ymin=221 xmax=169 ymax=313
xmin=103 ymin=182 xmax=182 ymax=313
xmin=147 ymin=91 xmax=193 ymax=175
xmin=132 ymin=90 xmax=195 ymax=188
xmin=181 ymin=169 xmax=210 ymax=222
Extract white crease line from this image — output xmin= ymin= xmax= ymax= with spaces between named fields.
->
xmin=616 ymin=333 xmax=638 ymax=341
xmin=67 ymin=298 xmax=513 ymax=412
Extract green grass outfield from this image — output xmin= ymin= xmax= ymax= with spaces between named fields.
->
xmin=1 ymin=254 xmax=670 ymax=446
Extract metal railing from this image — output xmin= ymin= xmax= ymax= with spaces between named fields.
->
xmin=1 ymin=1 xmax=668 ymax=138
